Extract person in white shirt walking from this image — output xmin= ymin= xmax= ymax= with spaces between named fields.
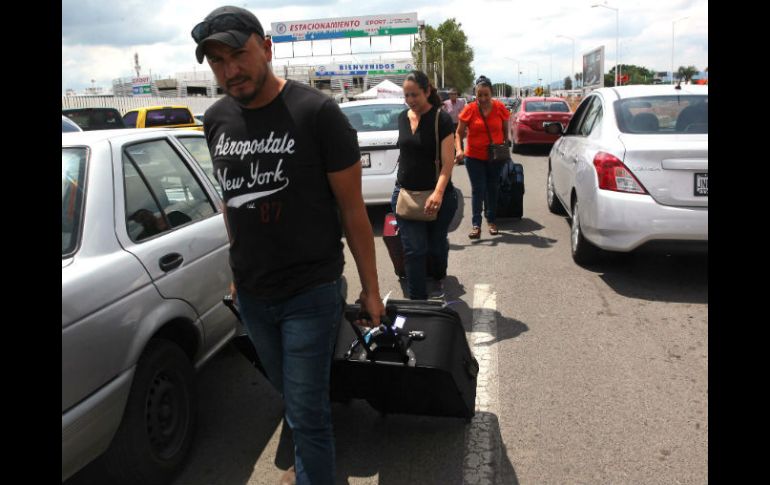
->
xmin=442 ymin=88 xmax=467 ymax=162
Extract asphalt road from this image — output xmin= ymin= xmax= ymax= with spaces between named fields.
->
xmin=68 ymin=146 xmax=708 ymax=485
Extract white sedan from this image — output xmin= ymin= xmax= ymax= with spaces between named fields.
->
xmin=339 ymin=98 xmax=406 ymax=205
xmin=545 ymin=84 xmax=708 ymax=265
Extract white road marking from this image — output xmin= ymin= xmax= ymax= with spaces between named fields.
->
xmin=463 ymin=283 xmax=500 ymax=485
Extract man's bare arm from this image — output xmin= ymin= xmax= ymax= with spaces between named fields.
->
xmin=327 ymin=162 xmax=384 ymax=326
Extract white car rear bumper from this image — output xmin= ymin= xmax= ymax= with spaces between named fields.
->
xmin=580 ymin=190 xmax=708 ymax=252
xmin=362 ymin=172 xmax=398 ymax=206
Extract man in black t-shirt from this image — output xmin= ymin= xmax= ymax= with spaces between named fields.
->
xmin=192 ymin=6 xmax=384 ymax=485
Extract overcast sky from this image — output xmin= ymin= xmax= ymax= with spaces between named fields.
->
xmin=62 ymin=0 xmax=708 ymax=94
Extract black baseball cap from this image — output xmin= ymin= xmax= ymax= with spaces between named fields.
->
xmin=192 ymin=6 xmax=265 ymax=63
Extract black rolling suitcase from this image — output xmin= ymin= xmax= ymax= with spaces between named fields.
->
xmin=497 ymin=160 xmax=524 ymax=218
xmin=330 ymin=300 xmax=479 ymax=421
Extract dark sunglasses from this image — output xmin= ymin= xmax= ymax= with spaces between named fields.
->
xmin=191 ymin=13 xmax=261 ymax=43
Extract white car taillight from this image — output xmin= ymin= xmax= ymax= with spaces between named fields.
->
xmin=592 ymin=152 xmax=647 ymax=194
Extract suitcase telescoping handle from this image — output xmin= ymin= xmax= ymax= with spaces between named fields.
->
xmin=343 ymin=305 xmax=391 ymax=359
xmin=223 ymin=294 xmax=240 ymax=320
xmin=343 ymin=305 xmax=425 ymax=365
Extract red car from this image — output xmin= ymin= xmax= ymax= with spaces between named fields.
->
xmin=509 ymin=97 xmax=573 ymax=152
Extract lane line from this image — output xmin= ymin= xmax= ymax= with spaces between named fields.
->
xmin=463 ymin=283 xmax=500 ymax=485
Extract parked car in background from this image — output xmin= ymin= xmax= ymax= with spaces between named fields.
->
xmin=496 ymin=97 xmax=517 ymax=112
xmin=62 ymin=128 xmax=235 ymax=483
xmin=62 ymin=115 xmax=82 ymax=132
xmin=338 ymin=98 xmax=407 ymax=206
xmin=545 ymin=84 xmax=708 ymax=265
xmin=509 ymin=97 xmax=573 ymax=152
xmin=63 ymin=107 xmax=126 ymax=131
xmin=122 ymin=105 xmax=203 ymax=131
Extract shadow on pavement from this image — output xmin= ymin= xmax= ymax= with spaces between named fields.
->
xmin=450 ymin=217 xmax=557 ymax=251
xmin=595 ymin=252 xmax=708 ymax=304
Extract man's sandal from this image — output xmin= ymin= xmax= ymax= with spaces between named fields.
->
xmin=468 ymin=226 xmax=481 ymax=239
xmin=489 ymin=224 xmax=499 ymax=235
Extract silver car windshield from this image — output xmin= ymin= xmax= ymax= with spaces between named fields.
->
xmin=62 ymin=148 xmax=87 ymax=256
xmin=615 ymin=95 xmax=708 ymax=134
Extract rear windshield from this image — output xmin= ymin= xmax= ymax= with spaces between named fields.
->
xmin=615 ymin=95 xmax=708 ymax=134
xmin=146 ymin=108 xmax=194 ymax=127
xmin=525 ymin=101 xmax=570 ymax=113
xmin=63 ymin=109 xmax=126 ymax=130
xmin=340 ymin=104 xmax=405 ymax=132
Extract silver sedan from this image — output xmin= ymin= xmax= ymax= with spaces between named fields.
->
xmin=545 ymin=84 xmax=708 ymax=265
xmin=62 ymin=128 xmax=237 ymax=483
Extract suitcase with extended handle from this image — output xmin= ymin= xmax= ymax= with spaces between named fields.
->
xmin=330 ymin=299 xmax=478 ymax=421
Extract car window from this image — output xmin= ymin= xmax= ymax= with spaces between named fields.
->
xmin=565 ymin=96 xmax=597 ymax=136
xmin=62 ymin=148 xmax=88 ymax=256
xmin=146 ymin=108 xmax=194 ymax=127
xmin=123 ymin=139 xmax=216 ymax=242
xmin=123 ymin=111 xmax=138 ymax=127
xmin=176 ymin=136 xmax=222 ymax=198
xmin=340 ymin=104 xmax=405 ymax=132
xmin=579 ymin=98 xmax=603 ymax=136
xmin=62 ymin=116 xmax=82 ymax=132
xmin=63 ymin=109 xmax=125 ymax=130
xmin=548 ymin=102 xmax=570 ymax=112
xmin=615 ymin=95 xmax=708 ymax=134
xmin=524 ymin=101 xmax=569 ymax=113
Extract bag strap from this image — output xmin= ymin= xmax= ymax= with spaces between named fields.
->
xmin=478 ymin=100 xmax=506 ymax=146
xmin=478 ymin=100 xmax=494 ymax=145
xmin=433 ymin=107 xmax=440 ymax=183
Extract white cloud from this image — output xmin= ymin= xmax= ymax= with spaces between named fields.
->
xmin=62 ymin=0 xmax=708 ymax=93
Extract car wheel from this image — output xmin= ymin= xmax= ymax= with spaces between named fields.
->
xmin=98 ymin=338 xmax=197 ymax=485
xmin=571 ymin=199 xmax=602 ymax=266
xmin=546 ymin=169 xmax=567 ymax=215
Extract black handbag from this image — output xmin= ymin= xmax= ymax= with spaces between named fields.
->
xmin=479 ymin=102 xmax=510 ymax=162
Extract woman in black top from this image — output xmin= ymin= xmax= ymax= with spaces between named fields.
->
xmin=390 ymin=70 xmax=457 ymax=300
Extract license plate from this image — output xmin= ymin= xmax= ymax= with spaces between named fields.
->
xmin=694 ymin=173 xmax=708 ymax=196
xmin=543 ymin=121 xmax=564 ymax=130
xmin=361 ymin=152 xmax=371 ymax=168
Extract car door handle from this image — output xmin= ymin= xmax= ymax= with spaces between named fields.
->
xmin=159 ymin=253 xmax=184 ymax=272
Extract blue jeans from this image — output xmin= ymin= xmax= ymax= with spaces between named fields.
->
xmin=237 ymin=279 xmax=343 ymax=485
xmin=391 ymin=185 xmax=458 ymax=299
xmin=465 ymin=156 xmax=506 ymax=228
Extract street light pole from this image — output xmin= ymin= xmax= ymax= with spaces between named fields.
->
xmin=520 ymin=61 xmax=539 ymax=95
xmin=418 ymin=21 xmax=427 ymax=72
xmin=557 ymin=35 xmax=575 ymax=90
xmin=672 ymin=16 xmax=689 ymax=84
xmin=504 ymin=57 xmax=521 ymax=97
xmin=592 ymin=3 xmax=619 ymax=86
xmin=436 ymin=38 xmax=444 ymax=88
xmin=504 ymin=57 xmax=521 ymax=98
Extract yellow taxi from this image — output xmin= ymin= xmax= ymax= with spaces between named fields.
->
xmin=123 ymin=105 xmax=203 ymax=131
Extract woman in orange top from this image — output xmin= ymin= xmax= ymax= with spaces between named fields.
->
xmin=455 ymin=75 xmax=511 ymax=239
